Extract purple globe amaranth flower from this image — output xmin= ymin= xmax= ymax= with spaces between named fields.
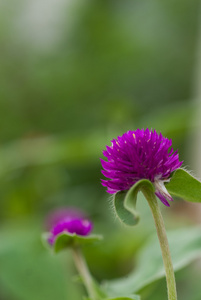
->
xmin=45 ymin=207 xmax=85 ymax=230
xmin=48 ymin=216 xmax=93 ymax=245
xmin=100 ymin=128 xmax=183 ymax=206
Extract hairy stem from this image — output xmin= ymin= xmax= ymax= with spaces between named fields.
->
xmin=142 ymin=188 xmax=177 ymax=300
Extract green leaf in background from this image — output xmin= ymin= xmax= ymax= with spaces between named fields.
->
xmin=84 ymin=296 xmax=140 ymax=300
xmin=166 ymin=168 xmax=201 ymax=202
xmin=105 ymin=296 xmax=141 ymax=300
xmin=114 ymin=179 xmax=154 ymax=226
xmin=50 ymin=232 xmax=103 ymax=253
xmin=0 ymin=224 xmax=82 ymax=300
xmin=103 ymin=226 xmax=201 ymax=297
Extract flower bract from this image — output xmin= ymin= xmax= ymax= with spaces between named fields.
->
xmin=101 ymin=128 xmax=183 ymax=206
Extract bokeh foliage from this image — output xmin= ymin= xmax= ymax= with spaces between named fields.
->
xmin=0 ymin=0 xmax=201 ymax=299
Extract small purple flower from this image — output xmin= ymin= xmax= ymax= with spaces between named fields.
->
xmin=47 ymin=210 xmax=93 ymax=245
xmin=45 ymin=207 xmax=85 ymax=230
xmin=101 ymin=129 xmax=183 ymax=206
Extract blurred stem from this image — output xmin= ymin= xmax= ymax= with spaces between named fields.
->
xmin=142 ymin=187 xmax=177 ymax=300
xmin=191 ymin=6 xmax=201 ymax=177
xmin=72 ymin=247 xmax=100 ymax=300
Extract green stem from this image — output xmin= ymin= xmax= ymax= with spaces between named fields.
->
xmin=72 ymin=247 xmax=99 ymax=300
xmin=142 ymin=188 xmax=177 ymax=300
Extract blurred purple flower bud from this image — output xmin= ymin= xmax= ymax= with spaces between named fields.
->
xmin=46 ymin=208 xmax=93 ymax=245
xmin=45 ymin=207 xmax=85 ymax=230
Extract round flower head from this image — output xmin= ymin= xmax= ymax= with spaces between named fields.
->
xmin=101 ymin=129 xmax=183 ymax=206
xmin=45 ymin=207 xmax=85 ymax=230
xmin=48 ymin=215 xmax=93 ymax=245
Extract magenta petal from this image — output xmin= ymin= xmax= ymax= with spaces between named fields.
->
xmin=155 ymin=191 xmax=170 ymax=207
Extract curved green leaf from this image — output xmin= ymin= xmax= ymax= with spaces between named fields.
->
xmin=54 ymin=233 xmax=102 ymax=253
xmin=42 ymin=233 xmax=102 ymax=253
xmin=103 ymin=226 xmax=201 ymax=296
xmin=166 ymin=168 xmax=201 ymax=202
xmin=114 ymin=179 xmax=154 ymax=226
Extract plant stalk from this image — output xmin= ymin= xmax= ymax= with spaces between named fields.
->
xmin=72 ymin=247 xmax=99 ymax=300
xmin=142 ymin=188 xmax=177 ymax=300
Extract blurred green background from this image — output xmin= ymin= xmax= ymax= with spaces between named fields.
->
xmin=0 ymin=0 xmax=201 ymax=299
